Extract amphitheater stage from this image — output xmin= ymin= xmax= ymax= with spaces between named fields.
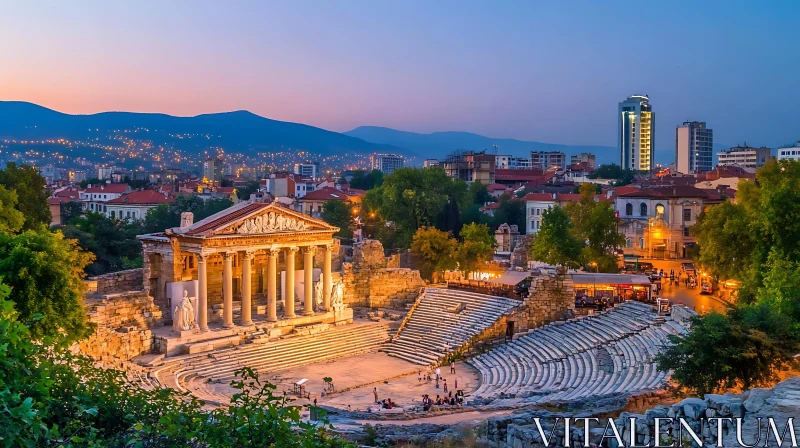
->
xmin=207 ymin=353 xmax=479 ymax=412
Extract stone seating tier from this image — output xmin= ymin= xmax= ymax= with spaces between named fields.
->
xmin=468 ymin=301 xmax=688 ymax=405
xmin=382 ymin=288 xmax=519 ymax=365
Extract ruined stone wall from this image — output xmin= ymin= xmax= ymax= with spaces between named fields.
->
xmin=342 ymin=240 xmax=425 ymax=308
xmin=86 ymin=269 xmax=145 ymax=296
xmin=506 ymin=274 xmax=574 ymax=333
xmin=367 ymin=268 xmax=425 ymax=308
xmin=76 ymin=291 xmax=163 ymax=362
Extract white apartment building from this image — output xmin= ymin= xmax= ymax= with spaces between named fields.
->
xmin=777 ymin=142 xmax=800 ymax=161
xmin=80 ymin=183 xmax=131 ymax=213
xmin=717 ymin=144 xmax=772 ymax=168
xmin=675 ymin=121 xmax=713 ymax=173
xmin=370 ymin=153 xmax=405 ymax=174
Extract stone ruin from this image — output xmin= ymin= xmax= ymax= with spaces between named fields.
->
xmin=341 ymin=239 xmax=425 ymax=308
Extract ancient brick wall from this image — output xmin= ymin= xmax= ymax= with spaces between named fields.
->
xmin=86 ymin=269 xmax=145 ymax=296
xmin=342 ymin=240 xmax=426 ymax=307
xmin=506 ymin=274 xmax=574 ymax=333
xmin=367 ymin=268 xmax=425 ymax=308
xmin=76 ymin=291 xmax=163 ymax=362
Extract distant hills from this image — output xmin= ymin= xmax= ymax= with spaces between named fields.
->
xmin=0 ymin=101 xmax=395 ymax=156
xmin=346 ymin=126 xmax=617 ymax=164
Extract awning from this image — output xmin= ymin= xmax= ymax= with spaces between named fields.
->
xmin=571 ymin=273 xmax=653 ymax=286
xmin=487 ymin=271 xmax=530 ymax=286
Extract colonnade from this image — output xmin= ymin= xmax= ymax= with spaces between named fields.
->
xmin=194 ymin=244 xmax=334 ymax=332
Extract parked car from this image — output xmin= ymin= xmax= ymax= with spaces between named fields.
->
xmin=701 ymin=283 xmax=713 ymax=294
xmin=682 ymin=262 xmax=696 ymax=276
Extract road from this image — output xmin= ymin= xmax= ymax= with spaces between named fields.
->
xmin=636 ymin=259 xmax=729 ymax=313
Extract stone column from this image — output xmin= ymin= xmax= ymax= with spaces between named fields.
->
xmin=284 ymin=247 xmax=297 ymax=319
xmin=266 ymin=248 xmax=279 ymax=322
xmin=222 ymin=252 xmax=234 ymax=328
xmin=240 ymin=251 xmax=253 ymax=326
xmin=322 ymin=243 xmax=333 ymax=311
xmin=303 ymin=246 xmax=315 ymax=316
xmin=197 ymin=253 xmax=209 ymax=332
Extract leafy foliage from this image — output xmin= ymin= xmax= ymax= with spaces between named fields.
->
xmin=62 ymin=212 xmax=145 ymax=275
xmin=0 ymin=288 xmax=354 ymax=447
xmin=0 ymin=185 xmax=25 ymax=233
xmin=142 ymin=195 xmax=233 ymax=234
xmin=529 ymin=206 xmax=583 ymax=268
xmin=321 ymin=200 xmax=355 ymax=239
xmin=0 ymin=162 xmax=51 ymax=229
xmin=457 ymin=223 xmax=495 ymax=276
xmin=468 ymin=181 xmax=495 ymax=206
xmin=410 ymin=226 xmax=458 ymax=281
xmin=363 ymin=168 xmax=469 ymax=248
xmin=564 ymin=183 xmax=624 ymax=272
xmin=0 ymin=228 xmax=94 ymax=343
xmin=235 ymin=180 xmax=262 ymax=200
xmin=588 ymin=163 xmax=636 ymax=186
xmin=349 ymin=169 xmax=384 ymax=190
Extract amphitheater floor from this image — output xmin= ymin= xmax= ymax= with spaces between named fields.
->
xmin=207 ymin=352 xmax=479 ymax=412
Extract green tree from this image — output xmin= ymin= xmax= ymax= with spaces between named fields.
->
xmin=692 ymin=200 xmax=755 ymax=282
xmin=321 ymin=200 xmax=355 ymax=238
xmin=457 ymin=223 xmax=495 ymax=277
xmin=529 ymin=206 xmax=583 ymax=267
xmin=410 ymin=226 xmax=458 ymax=282
xmin=60 ymin=200 xmax=84 ymax=224
xmin=350 ymin=169 xmax=384 ymax=190
xmin=235 ymin=180 xmax=262 ymax=200
xmin=0 ymin=162 xmax=51 ymax=229
xmin=0 ymin=185 xmax=25 ymax=232
xmin=143 ymin=195 xmax=233 ymax=233
xmin=364 ymin=167 xmax=469 ymax=248
xmin=589 ymin=163 xmax=636 ymax=186
xmin=0 ymin=228 xmax=95 ymax=342
xmin=62 ymin=212 xmax=144 ymax=275
xmin=490 ymin=195 xmax=526 ymax=232
xmin=565 ymin=183 xmax=624 ymax=272
xmin=468 ymin=181 xmax=495 ymax=205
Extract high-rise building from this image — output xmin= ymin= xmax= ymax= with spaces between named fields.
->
xmin=202 ymin=158 xmax=224 ymax=182
xmin=530 ymin=151 xmax=566 ymax=169
xmin=293 ymin=162 xmax=320 ymax=179
xmin=370 ymin=153 xmax=405 ymax=174
xmin=619 ymin=95 xmax=655 ymax=171
xmin=570 ymin=153 xmax=596 ymax=169
xmin=717 ymin=144 xmax=772 ymax=168
xmin=442 ymin=150 xmax=495 ymax=184
xmin=675 ymin=121 xmax=713 ymax=174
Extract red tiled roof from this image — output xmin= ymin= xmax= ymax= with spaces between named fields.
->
xmin=84 ymin=183 xmax=130 ymax=193
xmin=107 ymin=190 xmax=175 ymax=205
xmin=554 ymin=193 xmax=582 ymax=202
xmin=300 ymin=187 xmax=360 ymax=201
xmin=47 ymin=197 xmax=64 ymax=205
xmin=55 ymin=189 xmax=81 ymax=199
xmin=495 ymin=169 xmax=548 ymax=182
xmin=617 ymin=185 xmax=714 ymax=199
xmin=487 ymin=183 xmax=507 ymax=192
xmin=522 ymin=193 xmax=555 ymax=202
xmin=479 ymin=202 xmax=501 ymax=211
xmin=216 ymin=187 xmax=236 ymax=194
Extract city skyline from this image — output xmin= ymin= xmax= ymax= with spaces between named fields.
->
xmin=2 ymin=1 xmax=799 ymax=160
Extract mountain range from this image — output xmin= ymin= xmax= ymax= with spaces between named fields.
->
xmin=0 ymin=101 xmax=394 ymax=156
xmin=1 ymin=101 xmax=624 ymax=164
xmin=346 ymin=126 xmax=618 ymax=164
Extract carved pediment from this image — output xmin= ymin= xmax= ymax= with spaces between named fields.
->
xmin=215 ymin=209 xmax=332 ymax=236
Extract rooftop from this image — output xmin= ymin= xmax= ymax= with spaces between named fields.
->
xmin=107 ymin=190 xmax=175 ymax=205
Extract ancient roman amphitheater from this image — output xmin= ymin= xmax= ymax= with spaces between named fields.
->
xmin=78 ymin=201 xmax=698 ymax=440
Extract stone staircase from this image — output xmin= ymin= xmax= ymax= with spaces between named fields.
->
xmin=467 ymin=301 xmax=689 ymax=405
xmin=152 ymin=322 xmax=390 ymax=401
xmin=382 ymin=287 xmax=519 ymax=365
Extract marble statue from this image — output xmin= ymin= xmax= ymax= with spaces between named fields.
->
xmin=314 ymin=280 xmax=324 ymax=309
xmin=332 ymin=281 xmax=345 ymax=307
xmin=173 ymin=290 xmax=197 ymax=331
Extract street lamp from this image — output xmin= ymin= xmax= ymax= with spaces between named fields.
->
xmin=589 ymin=261 xmax=598 ymax=273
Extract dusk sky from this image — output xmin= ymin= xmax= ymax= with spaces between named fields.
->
xmin=2 ymin=1 xmax=798 ymax=157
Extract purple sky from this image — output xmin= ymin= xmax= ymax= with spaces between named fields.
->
xmin=1 ymin=1 xmax=798 ymax=154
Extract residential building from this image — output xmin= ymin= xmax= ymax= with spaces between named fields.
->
xmin=614 ymin=186 xmax=722 ymax=259
xmin=523 ymin=192 xmax=583 ymax=234
xmin=293 ymin=162 xmax=320 ymax=179
xmin=202 ymin=158 xmax=224 ymax=182
xmin=494 ymin=168 xmax=554 ymax=187
xmin=96 ymin=165 xmax=116 ymax=180
xmin=105 ymin=190 xmax=174 ymax=220
xmin=370 ymin=153 xmax=405 ymax=175
xmin=619 ymin=95 xmax=655 ymax=171
xmin=442 ymin=150 xmax=495 ymax=184
xmin=423 ymin=159 xmax=440 ymax=168
xmin=570 ymin=153 xmax=596 ymax=169
xmin=80 ymin=183 xmax=131 ymax=214
xmin=777 ymin=142 xmax=800 ymax=161
xmin=717 ymin=144 xmax=772 ymax=168
xmin=675 ymin=121 xmax=713 ymax=174
xmin=297 ymin=186 xmax=365 ymax=217
xmin=530 ymin=151 xmax=566 ymax=169
xmin=69 ymin=170 xmax=88 ymax=183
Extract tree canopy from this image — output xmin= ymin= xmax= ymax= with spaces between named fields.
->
xmin=529 ymin=206 xmax=583 ymax=268
xmin=410 ymin=226 xmax=458 ymax=282
xmin=564 ymin=183 xmax=624 ymax=272
xmin=349 ymin=169 xmax=384 ymax=190
xmin=0 ymin=185 xmax=25 ymax=233
xmin=0 ymin=228 xmax=94 ymax=342
xmin=321 ymin=200 xmax=355 ymax=239
xmin=588 ymin=163 xmax=636 ymax=186
xmin=0 ymin=162 xmax=51 ymax=229
xmin=457 ymin=222 xmax=495 ymax=276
